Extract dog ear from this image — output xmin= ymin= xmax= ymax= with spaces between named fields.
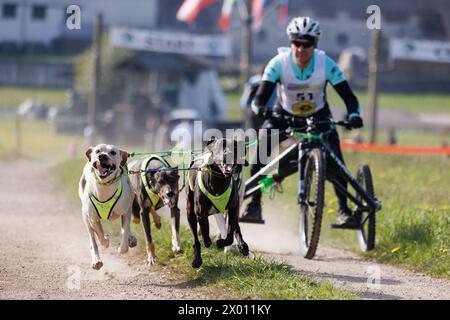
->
xmin=147 ymin=172 xmax=158 ymax=187
xmin=85 ymin=147 xmax=93 ymax=161
xmin=120 ymin=150 xmax=129 ymax=166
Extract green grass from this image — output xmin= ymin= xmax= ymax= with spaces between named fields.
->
xmin=327 ymin=89 xmax=450 ymax=114
xmin=0 ymin=86 xmax=69 ymax=108
xmin=227 ymin=89 xmax=450 ymax=120
xmin=179 ymin=252 xmax=355 ymax=299
xmin=52 ymin=157 xmax=358 ymax=300
xmin=0 ymin=117 xmax=84 ymax=162
xmin=338 ymin=127 xmax=450 ymax=147
xmin=274 ymin=151 xmax=450 ymax=278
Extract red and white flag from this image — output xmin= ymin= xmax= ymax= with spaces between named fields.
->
xmin=278 ymin=0 xmax=289 ymax=26
xmin=252 ymin=0 xmax=268 ymax=32
xmin=176 ymin=0 xmax=218 ymax=25
xmin=219 ymin=0 xmax=236 ymax=32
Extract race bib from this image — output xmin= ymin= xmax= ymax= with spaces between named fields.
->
xmin=292 ymin=101 xmax=317 ymax=116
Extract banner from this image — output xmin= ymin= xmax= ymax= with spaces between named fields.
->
xmin=390 ymin=38 xmax=450 ymax=63
xmin=110 ymin=27 xmax=231 ymax=57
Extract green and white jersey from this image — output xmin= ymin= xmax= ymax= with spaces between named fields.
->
xmin=263 ymin=48 xmax=347 ymax=116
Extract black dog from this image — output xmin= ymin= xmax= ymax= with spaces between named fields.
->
xmin=186 ymin=138 xmax=249 ymax=268
xmin=129 ymin=155 xmax=181 ymax=266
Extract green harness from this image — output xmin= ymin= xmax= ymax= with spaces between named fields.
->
xmin=141 ymin=155 xmax=173 ymax=209
xmin=188 ymin=153 xmax=233 ymax=213
xmin=88 ymin=167 xmax=126 ymax=220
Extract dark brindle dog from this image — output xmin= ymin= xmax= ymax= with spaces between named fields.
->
xmin=129 ymin=155 xmax=181 ymax=265
xmin=186 ymin=138 xmax=249 ymax=268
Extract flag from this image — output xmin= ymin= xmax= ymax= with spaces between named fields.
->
xmin=278 ymin=0 xmax=289 ymax=26
xmin=219 ymin=0 xmax=236 ymax=32
xmin=252 ymin=0 xmax=269 ymax=32
xmin=176 ymin=0 xmax=218 ymax=25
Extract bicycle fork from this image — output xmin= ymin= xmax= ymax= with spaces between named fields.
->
xmin=297 ymin=144 xmax=310 ymax=206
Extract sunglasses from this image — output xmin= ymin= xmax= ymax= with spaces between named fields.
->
xmin=291 ymin=41 xmax=314 ymax=48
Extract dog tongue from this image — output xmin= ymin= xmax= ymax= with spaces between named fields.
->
xmin=98 ymin=164 xmax=108 ymax=175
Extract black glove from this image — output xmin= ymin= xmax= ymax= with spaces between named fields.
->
xmin=262 ymin=108 xmax=272 ymax=119
xmin=347 ymin=113 xmax=363 ymax=129
xmin=251 ymin=103 xmax=271 ymax=119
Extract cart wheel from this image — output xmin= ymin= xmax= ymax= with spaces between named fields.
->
xmin=356 ymin=164 xmax=376 ymax=251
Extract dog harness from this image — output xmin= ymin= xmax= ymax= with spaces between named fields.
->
xmin=88 ymin=167 xmax=126 ymax=220
xmin=140 ymin=155 xmax=174 ymax=209
xmin=189 ymin=152 xmax=233 ymax=213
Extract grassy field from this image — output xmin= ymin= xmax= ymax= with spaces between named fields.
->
xmin=53 ymin=157 xmax=357 ymax=300
xmin=227 ymin=89 xmax=450 ymax=119
xmin=0 ymin=86 xmax=69 ymax=108
xmin=272 ymin=151 xmax=450 ymax=278
xmin=0 ymin=117 xmax=84 ymax=162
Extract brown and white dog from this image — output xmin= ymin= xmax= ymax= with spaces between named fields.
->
xmin=128 ymin=155 xmax=181 ymax=266
xmin=78 ymin=144 xmax=137 ymax=270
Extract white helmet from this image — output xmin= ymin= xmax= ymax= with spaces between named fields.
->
xmin=286 ymin=16 xmax=321 ymax=42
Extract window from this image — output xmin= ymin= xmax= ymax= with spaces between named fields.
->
xmin=336 ymin=33 xmax=349 ymax=47
xmin=2 ymin=3 xmax=17 ymax=18
xmin=32 ymin=5 xmax=46 ymax=20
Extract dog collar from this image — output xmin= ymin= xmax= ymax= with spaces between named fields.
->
xmin=141 ymin=155 xmax=174 ymax=209
xmin=88 ymin=179 xmax=123 ymax=220
xmin=197 ymin=171 xmax=232 ymax=213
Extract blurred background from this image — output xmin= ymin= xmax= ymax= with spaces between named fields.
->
xmin=0 ymin=0 xmax=449 ymax=153
xmin=0 ymin=0 xmax=448 ymax=280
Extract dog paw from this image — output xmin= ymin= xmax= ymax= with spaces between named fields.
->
xmin=238 ymin=243 xmax=249 ymax=256
xmin=172 ymin=245 xmax=182 ymax=254
xmin=216 ymin=239 xmax=226 ymax=249
xmin=204 ymin=238 xmax=212 ymax=248
xmin=117 ymin=245 xmax=129 ymax=254
xmin=132 ymin=216 xmax=141 ymax=224
xmin=91 ymin=260 xmax=103 ymax=270
xmin=192 ymin=258 xmax=202 ymax=269
xmin=101 ymin=235 xmax=110 ymax=248
xmin=147 ymin=256 xmax=157 ymax=266
xmin=154 ymin=221 xmax=162 ymax=230
xmin=128 ymin=234 xmax=137 ymax=248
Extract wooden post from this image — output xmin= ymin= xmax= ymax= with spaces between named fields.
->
xmin=367 ymin=29 xmax=381 ymax=144
xmin=87 ymin=13 xmax=102 ymax=146
xmin=240 ymin=0 xmax=253 ymax=90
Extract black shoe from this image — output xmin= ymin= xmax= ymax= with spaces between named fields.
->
xmin=239 ymin=202 xmax=265 ymax=224
xmin=334 ymin=208 xmax=358 ymax=227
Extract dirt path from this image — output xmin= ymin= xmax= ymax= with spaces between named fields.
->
xmin=238 ymin=207 xmax=450 ymax=300
xmin=0 ymin=160 xmax=206 ymax=300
